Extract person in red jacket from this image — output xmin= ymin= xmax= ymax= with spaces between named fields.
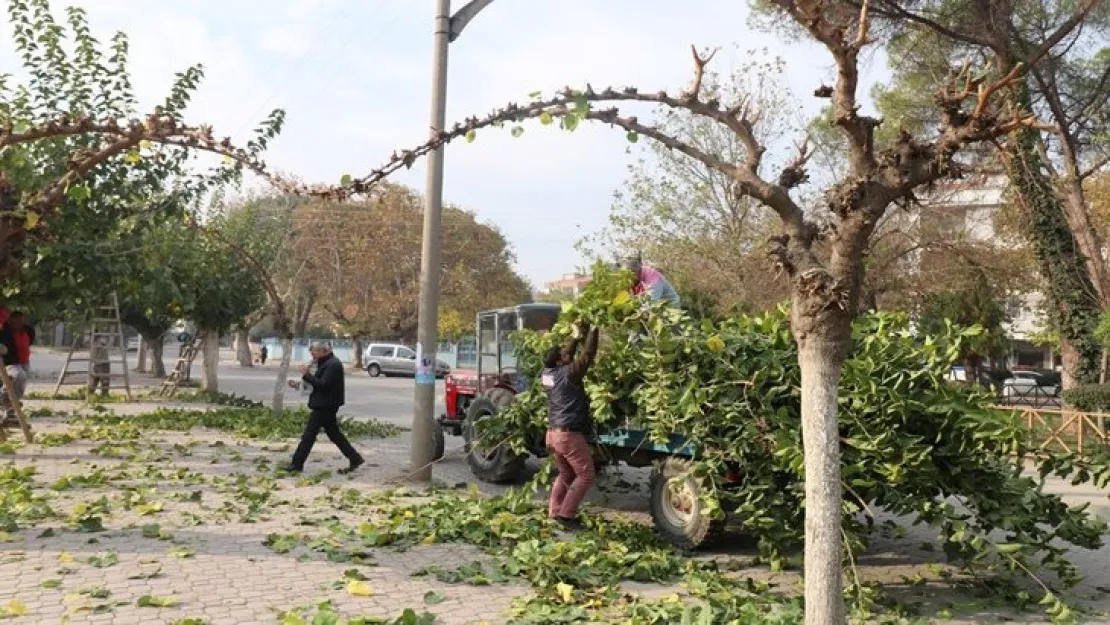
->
xmin=0 ymin=308 xmax=34 ymax=426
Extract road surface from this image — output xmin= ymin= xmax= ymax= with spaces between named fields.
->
xmin=25 ymin=348 xmax=448 ymax=429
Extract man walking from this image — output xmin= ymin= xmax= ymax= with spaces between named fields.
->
xmin=282 ymin=341 xmax=364 ymax=475
xmin=541 ymin=322 xmax=600 ymax=529
xmin=0 ymin=309 xmax=34 ymax=427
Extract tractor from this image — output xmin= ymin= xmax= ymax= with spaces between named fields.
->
xmin=436 ymin=303 xmax=560 ymax=479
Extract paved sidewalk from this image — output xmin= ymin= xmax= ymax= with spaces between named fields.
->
xmin=4 ymin=400 xmax=1110 ymax=624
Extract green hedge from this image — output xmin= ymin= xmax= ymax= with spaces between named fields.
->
xmin=1062 ymin=383 xmax=1110 ymax=412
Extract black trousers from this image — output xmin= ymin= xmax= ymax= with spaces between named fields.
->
xmin=291 ymin=407 xmax=362 ymax=469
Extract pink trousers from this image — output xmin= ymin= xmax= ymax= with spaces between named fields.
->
xmin=546 ymin=429 xmax=595 ymax=518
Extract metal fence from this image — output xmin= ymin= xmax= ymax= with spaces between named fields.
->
xmin=995 ymin=384 xmax=1062 ymax=409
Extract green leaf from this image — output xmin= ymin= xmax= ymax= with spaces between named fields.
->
xmin=136 ymin=595 xmax=177 ymax=608
xmin=423 ymin=590 xmax=445 ymax=605
xmin=340 ymin=174 xmax=353 ymax=186
xmin=465 ymin=129 xmax=476 ymax=143
xmin=626 ymin=131 xmax=639 ymax=143
xmin=66 ymin=184 xmax=91 ymax=201
xmin=539 ymin=111 xmax=553 ymax=125
xmin=510 ymin=126 xmax=524 ymax=138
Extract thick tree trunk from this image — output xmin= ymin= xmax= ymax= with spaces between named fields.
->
xmin=272 ymin=337 xmax=293 ymax=418
xmin=351 ymin=337 xmax=364 ymax=370
xmin=200 ymin=329 xmax=219 ymax=392
xmin=149 ymin=339 xmax=166 ymax=379
xmin=1061 ymin=339 xmax=1081 ymax=391
xmin=235 ymin=327 xmax=253 ymax=367
xmin=135 ymin=336 xmax=147 ymax=373
xmin=796 ymin=331 xmax=848 ymax=625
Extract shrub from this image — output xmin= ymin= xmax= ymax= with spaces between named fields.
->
xmin=1062 ymin=383 xmax=1110 ymax=412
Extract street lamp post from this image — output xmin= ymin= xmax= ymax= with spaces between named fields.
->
xmin=411 ymin=0 xmax=496 ymax=481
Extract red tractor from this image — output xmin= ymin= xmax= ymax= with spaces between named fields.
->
xmin=437 ymin=303 xmax=560 ymax=480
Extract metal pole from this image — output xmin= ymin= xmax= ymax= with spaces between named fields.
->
xmin=410 ymin=0 xmax=453 ymax=482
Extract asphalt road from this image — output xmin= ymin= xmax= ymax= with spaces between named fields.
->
xmin=26 ymin=348 xmax=447 ymax=429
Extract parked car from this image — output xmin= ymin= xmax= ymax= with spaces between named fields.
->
xmin=126 ymin=337 xmax=140 ymax=351
xmin=363 ymin=343 xmax=450 ymax=378
xmin=1002 ymin=370 xmax=1059 ymax=401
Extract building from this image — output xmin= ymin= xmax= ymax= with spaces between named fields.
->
xmin=916 ymin=172 xmax=1059 ymax=370
xmin=539 ymin=272 xmax=592 ymax=298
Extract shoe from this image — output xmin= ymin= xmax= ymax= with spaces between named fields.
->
xmin=338 ymin=458 xmax=365 ymax=475
xmin=279 ymin=465 xmax=303 ymax=474
xmin=553 ymin=516 xmax=583 ymax=531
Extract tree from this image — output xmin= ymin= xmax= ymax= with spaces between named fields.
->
xmin=917 ymin=269 xmax=1011 ymax=383
xmin=868 ymin=0 xmax=1110 ymax=388
xmin=0 ymin=0 xmax=281 ymax=320
xmin=296 ymin=184 xmax=531 ymax=359
xmin=215 ymin=194 xmax=315 ymax=414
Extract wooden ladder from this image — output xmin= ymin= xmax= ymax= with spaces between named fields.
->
xmin=159 ymin=337 xmax=203 ymax=397
xmin=52 ymin=292 xmax=132 ymax=401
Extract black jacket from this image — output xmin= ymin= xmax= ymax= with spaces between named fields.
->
xmin=302 ymin=352 xmax=345 ymax=410
xmin=542 ymin=328 xmax=599 ymax=431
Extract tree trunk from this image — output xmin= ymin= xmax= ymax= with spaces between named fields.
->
xmin=236 ymin=327 xmax=253 ymax=367
xmin=1061 ymin=339 xmax=1081 ymax=391
xmin=351 ymin=337 xmax=364 ymax=370
xmin=149 ymin=339 xmax=166 ymax=378
xmin=796 ymin=332 xmax=848 ymax=625
xmin=272 ymin=336 xmax=293 ymax=418
xmin=135 ymin=336 xmax=147 ymax=373
xmin=200 ymin=329 xmax=219 ymax=392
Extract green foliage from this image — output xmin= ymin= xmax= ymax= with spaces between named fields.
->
xmin=1061 ymin=384 xmax=1110 ymax=412
xmin=477 ymin=265 xmax=1110 ymax=606
xmin=67 ymin=407 xmax=400 ymax=441
xmin=916 ymin=274 xmax=1011 ymax=366
xmin=0 ymin=0 xmax=282 ymax=315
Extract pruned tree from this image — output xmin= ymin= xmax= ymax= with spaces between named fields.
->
xmin=866 ymin=0 xmax=1110 ymax=387
xmin=301 ymin=2 xmax=1058 ymax=620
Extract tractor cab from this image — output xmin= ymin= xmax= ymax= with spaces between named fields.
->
xmin=437 ymin=303 xmax=560 ymax=437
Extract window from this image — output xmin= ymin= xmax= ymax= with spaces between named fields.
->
xmin=397 ymin=347 xmax=416 ymax=360
xmin=369 ymin=346 xmax=394 ymax=357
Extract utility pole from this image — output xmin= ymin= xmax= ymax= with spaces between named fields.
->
xmin=411 ymin=0 xmax=497 ymax=481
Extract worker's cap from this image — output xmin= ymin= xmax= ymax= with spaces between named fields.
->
xmin=619 ymin=252 xmax=643 ymax=271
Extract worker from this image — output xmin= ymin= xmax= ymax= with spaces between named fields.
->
xmin=541 ymin=322 xmax=600 ymax=530
xmin=90 ymin=338 xmax=110 ymax=398
xmin=621 ymin=254 xmax=681 ymax=307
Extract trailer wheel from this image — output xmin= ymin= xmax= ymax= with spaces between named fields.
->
xmin=463 ymin=388 xmax=524 ymax=483
xmin=649 ymin=458 xmax=725 ymax=551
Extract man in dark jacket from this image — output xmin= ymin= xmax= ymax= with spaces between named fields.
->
xmin=282 ymin=342 xmax=364 ymax=474
xmin=541 ymin=323 xmax=600 ymax=529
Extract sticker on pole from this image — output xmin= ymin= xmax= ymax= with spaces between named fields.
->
xmin=415 ymin=344 xmax=435 ymax=385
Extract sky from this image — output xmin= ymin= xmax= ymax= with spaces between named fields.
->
xmin=2 ymin=0 xmax=892 ymax=289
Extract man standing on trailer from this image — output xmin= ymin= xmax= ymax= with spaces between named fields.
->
xmin=541 ymin=322 xmax=600 ymax=530
xmin=621 ymin=254 xmax=682 ymax=308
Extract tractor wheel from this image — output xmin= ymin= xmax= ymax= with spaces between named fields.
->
xmin=649 ymin=458 xmax=726 ymax=551
xmin=463 ymin=387 xmax=524 ymax=484
xmin=367 ymin=364 xmax=381 ymax=378
xmin=432 ymin=424 xmax=445 ymax=461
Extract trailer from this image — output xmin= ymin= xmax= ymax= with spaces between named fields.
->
xmin=437 ymin=303 xmax=739 ymax=550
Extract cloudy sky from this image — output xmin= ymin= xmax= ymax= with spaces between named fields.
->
xmin=3 ymin=0 xmax=891 ymax=288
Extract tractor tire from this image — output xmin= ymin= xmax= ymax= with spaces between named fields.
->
xmin=432 ymin=424 xmax=446 ymax=461
xmin=649 ymin=458 xmax=726 ymax=551
xmin=367 ymin=364 xmax=381 ymax=378
xmin=463 ymin=387 xmax=524 ymax=484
